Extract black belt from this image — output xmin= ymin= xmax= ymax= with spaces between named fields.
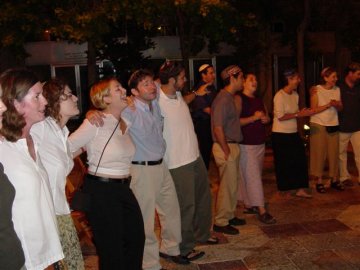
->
xmin=87 ymin=174 xmax=131 ymax=185
xmin=227 ymin=141 xmax=240 ymax=144
xmin=132 ymin=158 xmax=163 ymax=166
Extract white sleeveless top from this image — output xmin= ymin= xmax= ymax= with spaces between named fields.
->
xmin=310 ymin=85 xmax=340 ymax=126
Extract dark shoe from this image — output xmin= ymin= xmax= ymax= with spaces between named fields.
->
xmin=213 ymin=224 xmax=239 ymax=235
xmin=316 ymin=183 xmax=326 ymax=193
xmin=342 ymin=179 xmax=354 ymax=186
xmin=243 ymin=207 xmax=258 ymax=214
xmin=331 ymin=181 xmax=345 ymax=191
xmin=229 ymin=217 xmax=246 ymax=226
xmin=206 ymin=236 xmax=219 ymax=244
xmin=183 ymin=249 xmax=205 ymax=261
xmin=258 ymin=212 xmax=277 ymax=224
xmin=159 ymin=252 xmax=190 ymax=265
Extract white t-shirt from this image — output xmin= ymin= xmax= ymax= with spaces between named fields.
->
xmin=158 ymin=89 xmax=199 ymax=169
xmin=310 ymin=85 xmax=340 ymax=126
xmin=31 ymin=117 xmax=73 ymax=215
xmin=272 ymin=89 xmax=299 ymax=133
xmin=69 ymin=114 xmax=135 ymax=176
xmin=0 ymin=139 xmax=64 ymax=270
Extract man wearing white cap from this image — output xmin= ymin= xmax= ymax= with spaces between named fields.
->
xmin=191 ymin=64 xmax=217 ymax=169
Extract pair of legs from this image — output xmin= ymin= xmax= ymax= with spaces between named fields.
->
xmin=310 ymin=123 xmax=341 ymax=192
xmin=339 ymin=131 xmax=360 ymax=183
xmin=238 ymin=144 xmax=275 ymax=223
xmin=271 ymin=132 xmax=310 ymax=195
xmin=194 ymin=118 xmax=213 ymax=170
xmin=130 ymin=163 xmax=182 ymax=270
xmin=56 ymin=214 xmax=84 ymax=270
xmin=84 ymin=176 xmax=145 ymax=270
xmin=169 ymin=157 xmax=212 ymax=256
xmin=212 ymin=143 xmax=240 ymax=226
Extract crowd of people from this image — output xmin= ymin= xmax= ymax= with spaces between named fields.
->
xmin=0 ymin=61 xmax=359 ymax=270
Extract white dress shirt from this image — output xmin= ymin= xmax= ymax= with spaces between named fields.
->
xmin=69 ymin=114 xmax=135 ymax=176
xmin=158 ymin=89 xmax=199 ymax=169
xmin=31 ymin=117 xmax=74 ymax=215
xmin=0 ymin=138 xmax=64 ymax=270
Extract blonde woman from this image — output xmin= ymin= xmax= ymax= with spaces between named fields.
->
xmin=69 ymin=77 xmax=145 ymax=269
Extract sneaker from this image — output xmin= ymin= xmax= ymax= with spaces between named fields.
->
xmin=258 ymin=212 xmax=277 ymax=224
xmin=159 ymin=252 xmax=190 ymax=265
xmin=213 ymin=224 xmax=239 ymax=235
xmin=229 ymin=217 xmax=246 ymax=226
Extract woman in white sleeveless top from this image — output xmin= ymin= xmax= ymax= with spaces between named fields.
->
xmin=309 ymin=67 xmax=343 ymax=193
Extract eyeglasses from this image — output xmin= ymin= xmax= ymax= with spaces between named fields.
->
xmin=60 ymin=92 xmax=74 ymax=101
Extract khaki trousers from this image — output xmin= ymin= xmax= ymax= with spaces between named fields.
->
xmin=310 ymin=123 xmax=339 ymax=180
xmin=130 ymin=162 xmax=181 ymax=270
xmin=339 ymin=131 xmax=360 ymax=182
xmin=212 ymin=143 xmax=240 ymax=226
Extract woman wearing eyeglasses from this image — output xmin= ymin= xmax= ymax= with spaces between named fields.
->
xmin=30 ymin=78 xmax=84 ymax=269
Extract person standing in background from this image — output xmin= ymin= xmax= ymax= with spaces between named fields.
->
xmin=191 ymin=64 xmax=217 ymax=169
xmin=271 ymin=69 xmax=314 ymax=198
xmin=309 ymin=67 xmax=343 ymax=193
xmin=211 ymin=65 xmax=246 ymax=236
xmin=338 ymin=62 xmax=360 ymax=186
xmin=237 ymin=73 xmax=276 ymax=224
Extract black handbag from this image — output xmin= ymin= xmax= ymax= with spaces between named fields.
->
xmin=70 ymin=188 xmax=91 ymax=212
xmin=326 ymin=125 xmax=339 ymax=133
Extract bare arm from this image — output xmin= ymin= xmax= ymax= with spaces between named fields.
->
xmin=310 ymin=87 xmax=331 ymax=113
xmin=183 ymin=83 xmax=210 ymax=104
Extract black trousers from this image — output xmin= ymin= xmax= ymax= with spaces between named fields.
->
xmin=84 ymin=175 xmax=145 ymax=270
xmin=194 ymin=118 xmax=213 ymax=169
xmin=271 ymin=132 xmax=309 ymax=191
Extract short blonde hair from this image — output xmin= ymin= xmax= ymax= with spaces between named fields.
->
xmin=90 ymin=77 xmax=117 ymax=109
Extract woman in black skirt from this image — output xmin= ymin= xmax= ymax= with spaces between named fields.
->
xmin=271 ymin=69 xmax=315 ymax=198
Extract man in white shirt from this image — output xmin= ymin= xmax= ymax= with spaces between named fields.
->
xmin=157 ymin=61 xmax=217 ymax=261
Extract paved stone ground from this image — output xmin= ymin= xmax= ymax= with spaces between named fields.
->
xmin=81 ymin=147 xmax=360 ymax=270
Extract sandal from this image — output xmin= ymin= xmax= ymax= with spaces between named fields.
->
xmin=316 ymin=184 xmax=326 ymax=193
xmin=243 ymin=207 xmax=258 ymax=214
xmin=331 ymin=181 xmax=345 ymax=191
xmin=258 ymin=212 xmax=277 ymax=224
xmin=205 ymin=236 xmax=219 ymax=245
xmin=184 ymin=249 xmax=205 ymax=261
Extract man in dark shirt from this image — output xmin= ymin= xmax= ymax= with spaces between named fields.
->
xmin=191 ymin=64 xmax=217 ymax=169
xmin=338 ymin=62 xmax=360 ymax=186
